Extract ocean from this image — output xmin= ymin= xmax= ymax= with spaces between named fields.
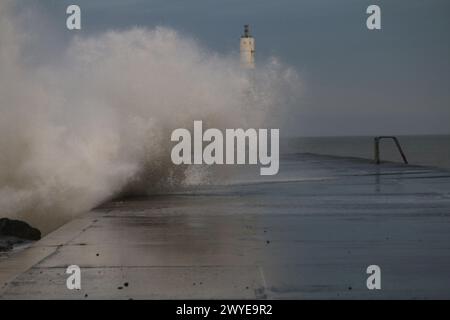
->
xmin=285 ymin=135 xmax=450 ymax=170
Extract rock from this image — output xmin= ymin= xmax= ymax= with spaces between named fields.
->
xmin=0 ymin=241 xmax=13 ymax=252
xmin=0 ymin=236 xmax=24 ymax=252
xmin=0 ymin=218 xmax=41 ymax=240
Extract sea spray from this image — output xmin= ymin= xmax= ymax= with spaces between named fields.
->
xmin=0 ymin=1 xmax=300 ymax=233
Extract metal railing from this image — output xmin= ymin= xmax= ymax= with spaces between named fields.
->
xmin=374 ymin=136 xmax=408 ymax=164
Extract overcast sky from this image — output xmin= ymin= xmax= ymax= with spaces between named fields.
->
xmin=16 ymin=0 xmax=450 ymax=136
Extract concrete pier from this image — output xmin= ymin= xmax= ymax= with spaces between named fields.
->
xmin=1 ymin=154 xmax=450 ymax=299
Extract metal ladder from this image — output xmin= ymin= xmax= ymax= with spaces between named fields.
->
xmin=374 ymin=136 xmax=408 ymax=164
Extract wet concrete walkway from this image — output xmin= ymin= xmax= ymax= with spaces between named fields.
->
xmin=1 ymin=154 xmax=450 ymax=299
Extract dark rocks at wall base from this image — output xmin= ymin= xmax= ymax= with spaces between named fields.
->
xmin=0 ymin=218 xmax=41 ymax=252
xmin=0 ymin=237 xmax=22 ymax=252
xmin=0 ymin=218 xmax=41 ymax=240
xmin=0 ymin=242 xmax=12 ymax=252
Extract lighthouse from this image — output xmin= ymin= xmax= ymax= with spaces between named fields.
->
xmin=240 ymin=25 xmax=255 ymax=69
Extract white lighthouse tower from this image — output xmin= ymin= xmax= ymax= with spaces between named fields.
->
xmin=240 ymin=25 xmax=255 ymax=69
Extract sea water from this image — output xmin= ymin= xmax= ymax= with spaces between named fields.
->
xmin=285 ymin=135 xmax=450 ymax=170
